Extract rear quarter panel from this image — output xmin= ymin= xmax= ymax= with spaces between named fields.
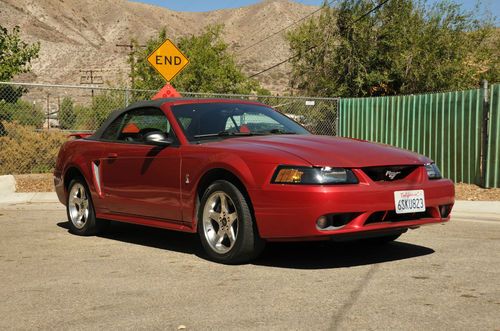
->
xmin=55 ymin=139 xmax=109 ymax=210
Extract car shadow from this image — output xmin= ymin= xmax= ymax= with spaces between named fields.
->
xmin=57 ymin=221 xmax=202 ymax=256
xmin=253 ymin=241 xmax=434 ymax=269
xmin=56 ymin=221 xmax=434 ymax=269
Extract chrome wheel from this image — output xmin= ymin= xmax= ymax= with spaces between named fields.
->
xmin=68 ymin=183 xmax=89 ymax=230
xmin=202 ymin=191 xmax=239 ymax=254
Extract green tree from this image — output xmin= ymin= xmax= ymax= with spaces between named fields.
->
xmin=287 ymin=0 xmax=499 ymax=97
xmin=130 ymin=25 xmax=269 ymax=95
xmin=0 ymin=25 xmax=40 ymax=81
xmin=58 ymin=97 xmax=76 ymax=130
xmin=0 ymin=25 xmax=40 ymax=129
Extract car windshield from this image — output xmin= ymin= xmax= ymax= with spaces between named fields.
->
xmin=171 ymin=102 xmax=310 ymax=142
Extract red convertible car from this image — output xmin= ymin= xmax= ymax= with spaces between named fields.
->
xmin=54 ymin=98 xmax=454 ymax=263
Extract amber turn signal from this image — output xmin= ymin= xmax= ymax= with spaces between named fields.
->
xmin=274 ymin=168 xmax=304 ymax=183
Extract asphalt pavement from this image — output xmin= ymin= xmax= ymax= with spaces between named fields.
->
xmin=0 ymin=200 xmax=499 ymax=330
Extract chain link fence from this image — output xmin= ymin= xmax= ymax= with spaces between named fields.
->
xmin=0 ymin=82 xmax=339 ymax=175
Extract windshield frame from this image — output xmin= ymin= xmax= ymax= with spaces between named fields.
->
xmin=169 ymin=101 xmax=311 ymax=143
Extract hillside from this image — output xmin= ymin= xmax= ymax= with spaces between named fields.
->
xmin=0 ymin=0 xmax=317 ymax=94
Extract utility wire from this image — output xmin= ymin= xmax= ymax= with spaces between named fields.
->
xmin=236 ymin=0 xmax=337 ymax=55
xmin=248 ymin=0 xmax=391 ymax=79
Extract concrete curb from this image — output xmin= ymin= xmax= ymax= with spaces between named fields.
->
xmin=453 ymin=200 xmax=500 ymax=213
xmin=0 ymin=175 xmax=16 ymax=195
xmin=0 ymin=192 xmax=58 ymax=204
xmin=0 ymin=175 xmax=58 ymax=205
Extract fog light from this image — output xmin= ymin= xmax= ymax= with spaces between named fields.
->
xmin=316 ymin=216 xmax=329 ymax=229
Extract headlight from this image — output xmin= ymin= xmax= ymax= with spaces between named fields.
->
xmin=272 ymin=166 xmax=358 ymax=184
xmin=425 ymin=163 xmax=442 ymax=179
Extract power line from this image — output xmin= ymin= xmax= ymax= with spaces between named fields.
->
xmin=40 ymin=67 xmax=130 ymax=71
xmin=236 ymin=0 xmax=337 ymax=55
xmin=248 ymin=0 xmax=391 ymax=79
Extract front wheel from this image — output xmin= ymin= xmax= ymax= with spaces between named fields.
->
xmin=198 ymin=180 xmax=265 ymax=264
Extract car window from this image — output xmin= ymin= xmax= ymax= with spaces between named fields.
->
xmin=171 ymin=103 xmax=310 ymax=142
xmin=101 ymin=114 xmax=125 ymax=141
xmin=224 ymin=112 xmax=285 ymax=133
xmin=177 ymin=117 xmax=192 ymax=130
xmin=101 ymin=107 xmax=174 ymax=143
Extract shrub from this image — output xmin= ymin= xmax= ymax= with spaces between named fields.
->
xmin=72 ymin=92 xmax=124 ymax=131
xmin=59 ymin=97 xmax=76 ymax=130
xmin=0 ymin=99 xmax=45 ymax=128
xmin=0 ymin=122 xmax=67 ymax=175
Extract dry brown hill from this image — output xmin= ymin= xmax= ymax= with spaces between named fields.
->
xmin=0 ymin=0 xmax=317 ymax=94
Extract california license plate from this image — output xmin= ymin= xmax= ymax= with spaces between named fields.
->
xmin=394 ymin=190 xmax=425 ymax=214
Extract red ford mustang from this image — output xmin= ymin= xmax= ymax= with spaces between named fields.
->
xmin=54 ymin=98 xmax=454 ymax=263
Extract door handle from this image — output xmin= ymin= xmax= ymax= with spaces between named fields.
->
xmin=107 ymin=153 xmax=118 ymax=159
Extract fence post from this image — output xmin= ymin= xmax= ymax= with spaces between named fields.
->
xmin=46 ymin=93 xmax=50 ymax=131
xmin=480 ymin=80 xmax=490 ymax=188
xmin=336 ymin=98 xmax=341 ymax=136
xmin=124 ymin=89 xmax=130 ymax=107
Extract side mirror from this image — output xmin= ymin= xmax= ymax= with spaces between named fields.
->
xmin=143 ymin=131 xmax=173 ymax=147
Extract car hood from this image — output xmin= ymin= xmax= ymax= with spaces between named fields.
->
xmin=215 ymin=135 xmax=430 ymax=167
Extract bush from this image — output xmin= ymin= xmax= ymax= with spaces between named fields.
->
xmin=0 ymin=99 xmax=45 ymax=128
xmin=71 ymin=91 xmax=125 ymax=131
xmin=59 ymin=97 xmax=76 ymax=130
xmin=0 ymin=122 xmax=67 ymax=175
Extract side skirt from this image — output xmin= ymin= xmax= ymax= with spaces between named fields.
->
xmin=96 ymin=212 xmax=196 ymax=233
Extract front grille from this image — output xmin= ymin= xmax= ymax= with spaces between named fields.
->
xmin=365 ymin=209 xmax=433 ymax=224
xmin=362 ymin=165 xmax=418 ymax=182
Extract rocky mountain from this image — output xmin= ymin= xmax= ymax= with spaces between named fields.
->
xmin=0 ymin=0 xmax=318 ymax=94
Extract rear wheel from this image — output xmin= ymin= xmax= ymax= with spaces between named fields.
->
xmin=198 ymin=180 xmax=264 ymax=264
xmin=66 ymin=178 xmax=106 ymax=236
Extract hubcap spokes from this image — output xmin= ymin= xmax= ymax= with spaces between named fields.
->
xmin=68 ymin=183 xmax=89 ymax=229
xmin=203 ymin=192 xmax=239 ymax=254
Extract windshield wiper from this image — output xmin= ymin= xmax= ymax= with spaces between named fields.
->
xmin=193 ymin=131 xmax=257 ymax=139
xmin=267 ymin=129 xmax=297 ymax=135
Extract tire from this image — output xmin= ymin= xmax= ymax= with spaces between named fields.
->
xmin=66 ymin=177 xmax=107 ymax=236
xmin=198 ymin=180 xmax=265 ymax=264
xmin=362 ymin=233 xmax=402 ymax=245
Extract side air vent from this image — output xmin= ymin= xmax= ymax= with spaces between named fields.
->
xmin=92 ymin=160 xmax=102 ymax=196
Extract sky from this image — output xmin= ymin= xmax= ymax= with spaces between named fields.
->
xmin=135 ymin=0 xmax=499 ymax=16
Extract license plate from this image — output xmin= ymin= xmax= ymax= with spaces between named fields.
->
xmin=394 ymin=190 xmax=425 ymax=214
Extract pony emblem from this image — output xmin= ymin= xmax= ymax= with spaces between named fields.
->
xmin=385 ymin=170 xmax=401 ymax=180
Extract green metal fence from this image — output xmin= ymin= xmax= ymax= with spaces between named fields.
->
xmin=339 ymin=85 xmax=500 ymax=188
xmin=486 ymin=84 xmax=500 ymax=188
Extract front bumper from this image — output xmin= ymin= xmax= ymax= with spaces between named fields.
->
xmin=250 ymin=176 xmax=454 ymax=240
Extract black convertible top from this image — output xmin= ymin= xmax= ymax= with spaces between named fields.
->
xmin=91 ymin=98 xmax=254 ymax=140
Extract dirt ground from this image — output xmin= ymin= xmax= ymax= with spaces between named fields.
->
xmin=13 ymin=173 xmax=500 ymax=201
xmin=14 ymin=174 xmax=54 ymax=193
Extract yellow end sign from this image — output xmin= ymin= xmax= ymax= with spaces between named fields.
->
xmin=147 ymin=39 xmax=189 ymax=82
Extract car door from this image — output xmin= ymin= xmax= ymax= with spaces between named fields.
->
xmin=98 ymin=107 xmax=182 ymax=221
